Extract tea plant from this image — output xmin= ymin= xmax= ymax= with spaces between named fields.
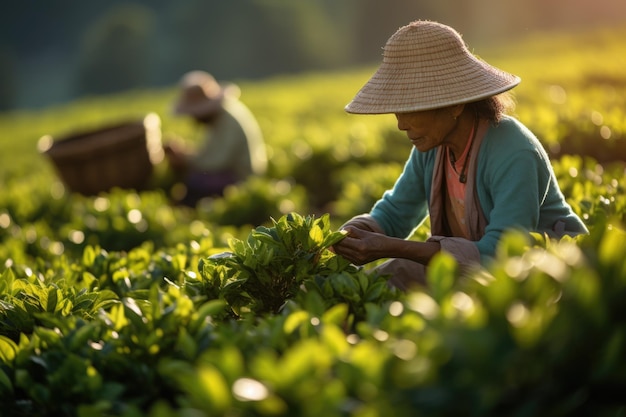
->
xmin=199 ymin=213 xmax=350 ymax=315
xmin=1 ymin=24 xmax=626 ymax=417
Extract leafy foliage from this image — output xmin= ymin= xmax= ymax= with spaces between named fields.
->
xmin=1 ymin=25 xmax=626 ymax=417
xmin=199 ymin=213 xmax=351 ymax=315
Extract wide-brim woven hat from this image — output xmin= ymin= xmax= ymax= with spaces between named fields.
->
xmin=173 ymin=70 xmax=240 ymax=118
xmin=345 ymin=21 xmax=521 ymax=114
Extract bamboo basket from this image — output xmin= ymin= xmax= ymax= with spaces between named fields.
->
xmin=40 ymin=113 xmax=163 ymax=195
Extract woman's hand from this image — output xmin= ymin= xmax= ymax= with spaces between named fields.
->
xmin=332 ymin=226 xmax=442 ymax=267
xmin=332 ymin=226 xmax=389 ymax=265
xmin=164 ymin=142 xmax=189 ymax=173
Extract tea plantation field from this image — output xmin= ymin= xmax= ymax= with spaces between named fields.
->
xmin=1 ymin=25 xmax=626 ymax=416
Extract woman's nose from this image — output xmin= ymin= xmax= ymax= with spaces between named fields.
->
xmin=395 ymin=114 xmax=408 ymax=131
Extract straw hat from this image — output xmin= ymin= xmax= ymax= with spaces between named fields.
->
xmin=173 ymin=71 xmax=241 ymax=118
xmin=345 ymin=21 xmax=521 ymax=114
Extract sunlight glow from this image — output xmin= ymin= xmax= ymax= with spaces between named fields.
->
xmin=507 ymin=302 xmax=529 ymax=327
xmin=393 ymin=339 xmax=417 ymax=361
xmin=274 ymin=179 xmax=292 ymax=195
xmin=189 ymin=220 xmax=208 ymax=237
xmin=50 ymin=182 xmax=65 ymax=199
xmin=389 ymin=301 xmax=404 ymax=317
xmin=279 ymin=199 xmax=296 ymax=214
xmin=406 ymin=293 xmax=440 ymax=319
xmin=90 ymin=341 xmax=104 ymax=351
xmin=232 ymin=378 xmax=269 ymax=402
xmin=37 ymin=135 xmax=53 ymax=153
xmin=600 ymin=126 xmax=612 ymax=139
xmin=548 ymin=85 xmax=567 ymax=104
xmin=68 ymin=230 xmax=85 ymax=244
xmin=93 ymin=197 xmax=110 ymax=212
xmin=127 ymin=209 xmax=143 ymax=224
xmin=50 ymin=241 xmax=64 ymax=255
xmin=291 ymin=140 xmax=313 ymax=160
xmin=0 ymin=213 xmax=10 ymax=228
xmin=591 ymin=111 xmax=603 ymax=126
xmin=373 ymin=330 xmax=389 ymax=342
xmin=504 ymin=257 xmax=532 ymax=280
xmin=451 ymin=292 xmax=474 ymax=313
xmin=525 ymin=250 xmax=568 ymax=282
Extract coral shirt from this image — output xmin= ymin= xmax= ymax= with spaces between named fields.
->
xmin=444 ymin=126 xmax=474 ymax=239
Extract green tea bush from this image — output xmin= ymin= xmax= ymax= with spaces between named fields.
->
xmin=1 ymin=24 xmax=626 ymax=417
xmin=197 ymin=177 xmax=309 ymax=228
xmin=199 ymin=213 xmax=351 ymax=315
xmin=331 ymin=162 xmax=404 ymax=221
xmin=2 ymin=213 xmax=624 ymax=416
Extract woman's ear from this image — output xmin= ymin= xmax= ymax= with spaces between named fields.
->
xmin=449 ymin=103 xmax=465 ymax=120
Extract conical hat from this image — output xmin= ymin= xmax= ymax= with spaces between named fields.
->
xmin=345 ymin=21 xmax=520 ymax=114
xmin=173 ymin=71 xmax=240 ymax=117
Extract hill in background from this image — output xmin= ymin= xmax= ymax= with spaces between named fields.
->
xmin=1 ymin=0 xmax=625 ymax=111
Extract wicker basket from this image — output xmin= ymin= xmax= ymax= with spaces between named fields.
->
xmin=40 ymin=113 xmax=163 ymax=195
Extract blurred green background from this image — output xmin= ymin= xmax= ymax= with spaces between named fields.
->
xmin=1 ymin=0 xmax=625 ymax=241
xmin=2 ymin=0 xmax=626 ymax=111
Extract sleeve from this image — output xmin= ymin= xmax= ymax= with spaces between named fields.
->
xmin=340 ymin=213 xmax=385 ymax=234
xmin=191 ymin=114 xmax=245 ymax=172
xmin=427 ymin=236 xmax=481 ymax=271
xmin=370 ymin=148 xmax=431 ymax=238
xmin=475 ymin=148 xmax=550 ymax=262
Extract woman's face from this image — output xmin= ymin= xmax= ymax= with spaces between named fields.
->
xmin=395 ymin=106 xmax=459 ymax=153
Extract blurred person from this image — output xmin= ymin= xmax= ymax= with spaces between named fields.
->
xmin=332 ymin=21 xmax=588 ymax=290
xmin=165 ymin=70 xmax=267 ymax=206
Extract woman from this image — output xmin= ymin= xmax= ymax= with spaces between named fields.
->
xmin=165 ymin=71 xmax=267 ymax=206
xmin=332 ymin=20 xmax=588 ymax=290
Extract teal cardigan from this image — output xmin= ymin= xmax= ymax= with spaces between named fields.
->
xmin=370 ymin=116 xmax=588 ymax=264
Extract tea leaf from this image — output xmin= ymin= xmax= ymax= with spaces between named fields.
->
xmin=308 ymin=224 xmax=324 ymax=247
xmin=284 ymin=310 xmax=310 ymax=335
xmin=0 ymin=335 xmax=18 ymax=363
xmin=0 ymin=367 xmax=13 ymax=395
xmin=427 ymin=252 xmax=457 ymax=303
xmin=322 ymin=229 xmax=348 ymax=248
xmin=322 ymin=303 xmax=349 ymax=326
xmin=0 ymin=268 xmax=15 ymax=294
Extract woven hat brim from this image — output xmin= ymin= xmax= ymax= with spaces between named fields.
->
xmin=345 ymin=59 xmax=520 ymax=115
xmin=345 ymin=20 xmax=521 ymax=115
xmin=172 ymin=83 xmax=240 ymax=117
xmin=173 ymin=94 xmax=224 ymax=117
